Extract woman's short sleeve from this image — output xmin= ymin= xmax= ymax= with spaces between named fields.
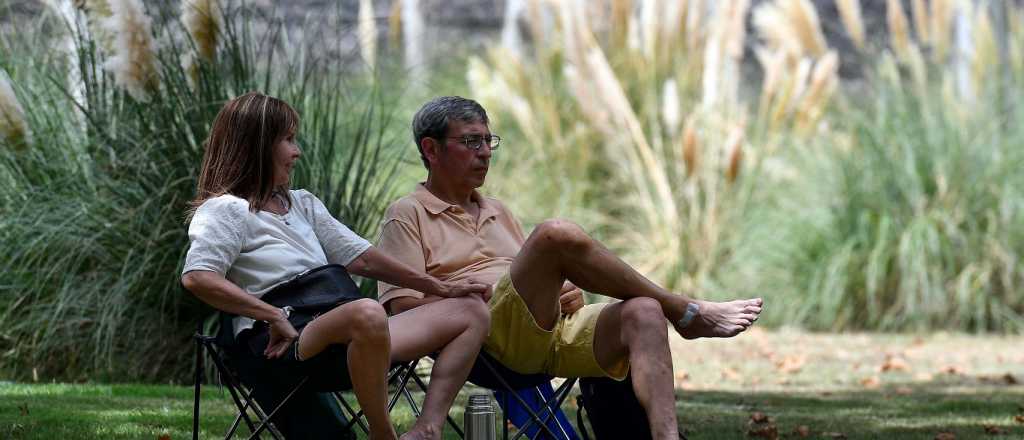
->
xmin=182 ymin=196 xmax=248 ymax=276
xmin=294 ymin=190 xmax=372 ymax=266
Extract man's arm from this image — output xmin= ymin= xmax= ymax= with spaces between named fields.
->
xmin=347 ymin=246 xmax=488 ymax=301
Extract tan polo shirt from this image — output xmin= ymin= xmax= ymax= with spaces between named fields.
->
xmin=376 ymin=183 xmax=526 ymax=307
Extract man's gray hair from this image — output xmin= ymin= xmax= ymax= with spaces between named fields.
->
xmin=412 ymin=96 xmax=489 ymax=169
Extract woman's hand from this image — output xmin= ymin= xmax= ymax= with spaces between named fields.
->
xmin=264 ymin=313 xmax=299 ymax=359
xmin=559 ymin=282 xmax=585 ymax=315
xmin=438 ymin=279 xmax=492 ymax=301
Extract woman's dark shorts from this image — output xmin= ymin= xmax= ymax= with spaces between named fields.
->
xmin=236 ymin=322 xmax=352 ymax=391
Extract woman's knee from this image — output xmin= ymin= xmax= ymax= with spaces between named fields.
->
xmin=344 ymin=298 xmax=389 ymax=341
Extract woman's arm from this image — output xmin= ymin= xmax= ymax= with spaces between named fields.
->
xmin=181 ymin=270 xmax=297 ymax=358
xmin=346 ymin=247 xmax=489 ymax=299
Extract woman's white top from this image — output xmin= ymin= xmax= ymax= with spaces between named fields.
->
xmin=183 ymin=189 xmax=372 ymax=335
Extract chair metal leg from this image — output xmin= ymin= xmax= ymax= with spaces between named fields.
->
xmin=245 ymin=376 xmax=309 ymax=440
xmin=512 ymin=379 xmax=577 ymax=440
xmin=478 ymin=355 xmax=567 ymax=440
xmin=194 ymin=332 xmax=204 ymax=440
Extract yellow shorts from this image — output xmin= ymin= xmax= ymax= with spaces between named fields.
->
xmin=483 ymin=273 xmax=629 ymax=380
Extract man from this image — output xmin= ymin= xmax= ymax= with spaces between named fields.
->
xmin=377 ymin=96 xmax=763 ymax=439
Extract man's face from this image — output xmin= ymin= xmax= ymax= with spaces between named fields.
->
xmin=430 ymin=119 xmax=492 ymax=189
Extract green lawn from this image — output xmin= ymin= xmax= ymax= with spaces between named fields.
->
xmin=2 ymin=330 xmax=1022 ymax=439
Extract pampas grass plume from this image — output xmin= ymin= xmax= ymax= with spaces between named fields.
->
xmin=836 ymin=0 xmax=865 ymax=50
xmin=724 ymin=125 xmax=744 ymax=183
xmin=182 ymin=0 xmax=221 ymax=63
xmin=887 ymin=0 xmax=911 ymax=61
xmin=681 ymin=116 xmax=699 ymax=178
xmin=0 ymin=69 xmax=31 ymax=149
xmin=911 ymin=0 xmax=930 ymax=44
xmin=784 ymin=0 xmax=827 ymax=56
xmin=929 ymin=0 xmax=955 ymax=62
xmin=103 ymin=0 xmax=158 ymax=101
xmin=662 ymin=79 xmax=680 ymax=135
xmin=359 ymin=0 xmax=377 ymax=69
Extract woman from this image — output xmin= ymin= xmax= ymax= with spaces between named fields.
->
xmin=181 ymin=92 xmax=490 ymax=440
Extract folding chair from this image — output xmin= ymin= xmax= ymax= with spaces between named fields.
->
xmin=466 ymin=351 xmax=580 ymax=440
xmin=191 ymin=321 xmax=464 ymax=440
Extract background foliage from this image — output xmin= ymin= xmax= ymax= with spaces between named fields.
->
xmin=0 ymin=0 xmax=1022 ymax=382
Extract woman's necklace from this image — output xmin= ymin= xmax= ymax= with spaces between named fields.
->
xmin=271 ymin=189 xmax=291 ymax=225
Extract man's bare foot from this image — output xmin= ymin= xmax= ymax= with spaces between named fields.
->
xmin=398 ymin=423 xmax=440 ymax=440
xmin=672 ymin=298 xmax=762 ymax=340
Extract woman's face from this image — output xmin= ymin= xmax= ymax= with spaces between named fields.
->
xmin=273 ymin=130 xmax=301 ymax=186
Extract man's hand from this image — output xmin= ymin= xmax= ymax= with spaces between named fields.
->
xmin=438 ymin=279 xmax=491 ymax=301
xmin=264 ymin=314 xmax=298 ymax=359
xmin=559 ymin=281 xmax=585 ymax=315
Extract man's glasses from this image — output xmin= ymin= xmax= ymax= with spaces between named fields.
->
xmin=443 ymin=134 xmax=501 ymax=151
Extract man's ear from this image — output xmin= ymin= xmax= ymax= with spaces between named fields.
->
xmin=422 ymin=137 xmax=441 ymax=167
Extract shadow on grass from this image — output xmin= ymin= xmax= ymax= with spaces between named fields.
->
xmin=1 ymin=382 xmax=1021 ymax=439
xmin=678 ymin=382 xmax=1024 ymax=439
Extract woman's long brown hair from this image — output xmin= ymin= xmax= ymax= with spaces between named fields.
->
xmin=186 ymin=92 xmax=299 ymax=220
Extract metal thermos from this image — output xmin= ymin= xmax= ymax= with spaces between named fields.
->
xmin=464 ymin=393 xmax=496 ymax=440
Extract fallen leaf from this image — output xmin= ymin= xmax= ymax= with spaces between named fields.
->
xmin=793 ymin=425 xmax=811 ymax=437
xmin=1004 ymin=374 xmax=1019 ymax=385
xmin=776 ymin=355 xmax=806 ymax=374
xmin=747 ymin=423 xmax=779 ymax=439
xmin=935 ymin=432 xmax=956 ymax=440
xmin=861 ymin=376 xmax=881 ymax=389
xmin=983 ymin=424 xmax=1005 ymax=435
xmin=1014 ymin=414 xmax=1024 ymax=424
xmin=940 ymin=365 xmax=966 ymax=375
xmin=750 ymin=412 xmax=770 ymax=424
xmin=157 ymin=435 xmax=171 ymax=440
xmin=880 ymin=356 xmax=910 ymax=372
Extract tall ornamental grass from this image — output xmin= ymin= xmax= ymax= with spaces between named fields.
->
xmin=473 ymin=0 xmax=1023 ymax=331
xmin=0 ymin=1 xmax=406 ymax=381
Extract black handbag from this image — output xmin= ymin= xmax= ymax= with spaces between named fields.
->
xmin=244 ymin=264 xmax=365 ymax=355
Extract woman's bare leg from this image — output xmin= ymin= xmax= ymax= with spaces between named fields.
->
xmin=387 ymin=295 xmax=490 ymax=440
xmin=298 ymin=298 xmax=397 ymax=440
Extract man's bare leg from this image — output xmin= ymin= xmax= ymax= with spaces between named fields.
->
xmin=387 ymin=295 xmax=491 ymax=440
xmin=298 ymin=299 xmax=397 ymax=440
xmin=510 ymin=219 xmax=762 ymax=337
xmin=592 ymin=298 xmax=679 ymax=439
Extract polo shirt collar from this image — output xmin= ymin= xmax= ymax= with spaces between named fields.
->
xmin=413 ymin=183 xmax=498 ymax=220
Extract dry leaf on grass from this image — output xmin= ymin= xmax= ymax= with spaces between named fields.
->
xmin=1014 ymin=414 xmax=1024 ymax=424
xmin=747 ymin=411 xmax=778 ymax=438
xmin=157 ymin=435 xmax=171 ymax=440
xmin=776 ymin=355 xmax=806 ymax=374
xmin=722 ymin=367 xmax=742 ymax=381
xmin=860 ymin=376 xmax=881 ymax=389
xmin=747 ymin=424 xmax=778 ymax=439
xmin=934 ymin=432 xmax=956 ymax=440
xmin=793 ymin=425 xmax=811 ymax=437
xmin=880 ymin=355 xmax=910 ymax=372
xmin=982 ymin=424 xmax=1005 ymax=435
xmin=940 ymin=365 xmax=966 ymax=375
xmin=1004 ymin=373 xmax=1019 ymax=385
